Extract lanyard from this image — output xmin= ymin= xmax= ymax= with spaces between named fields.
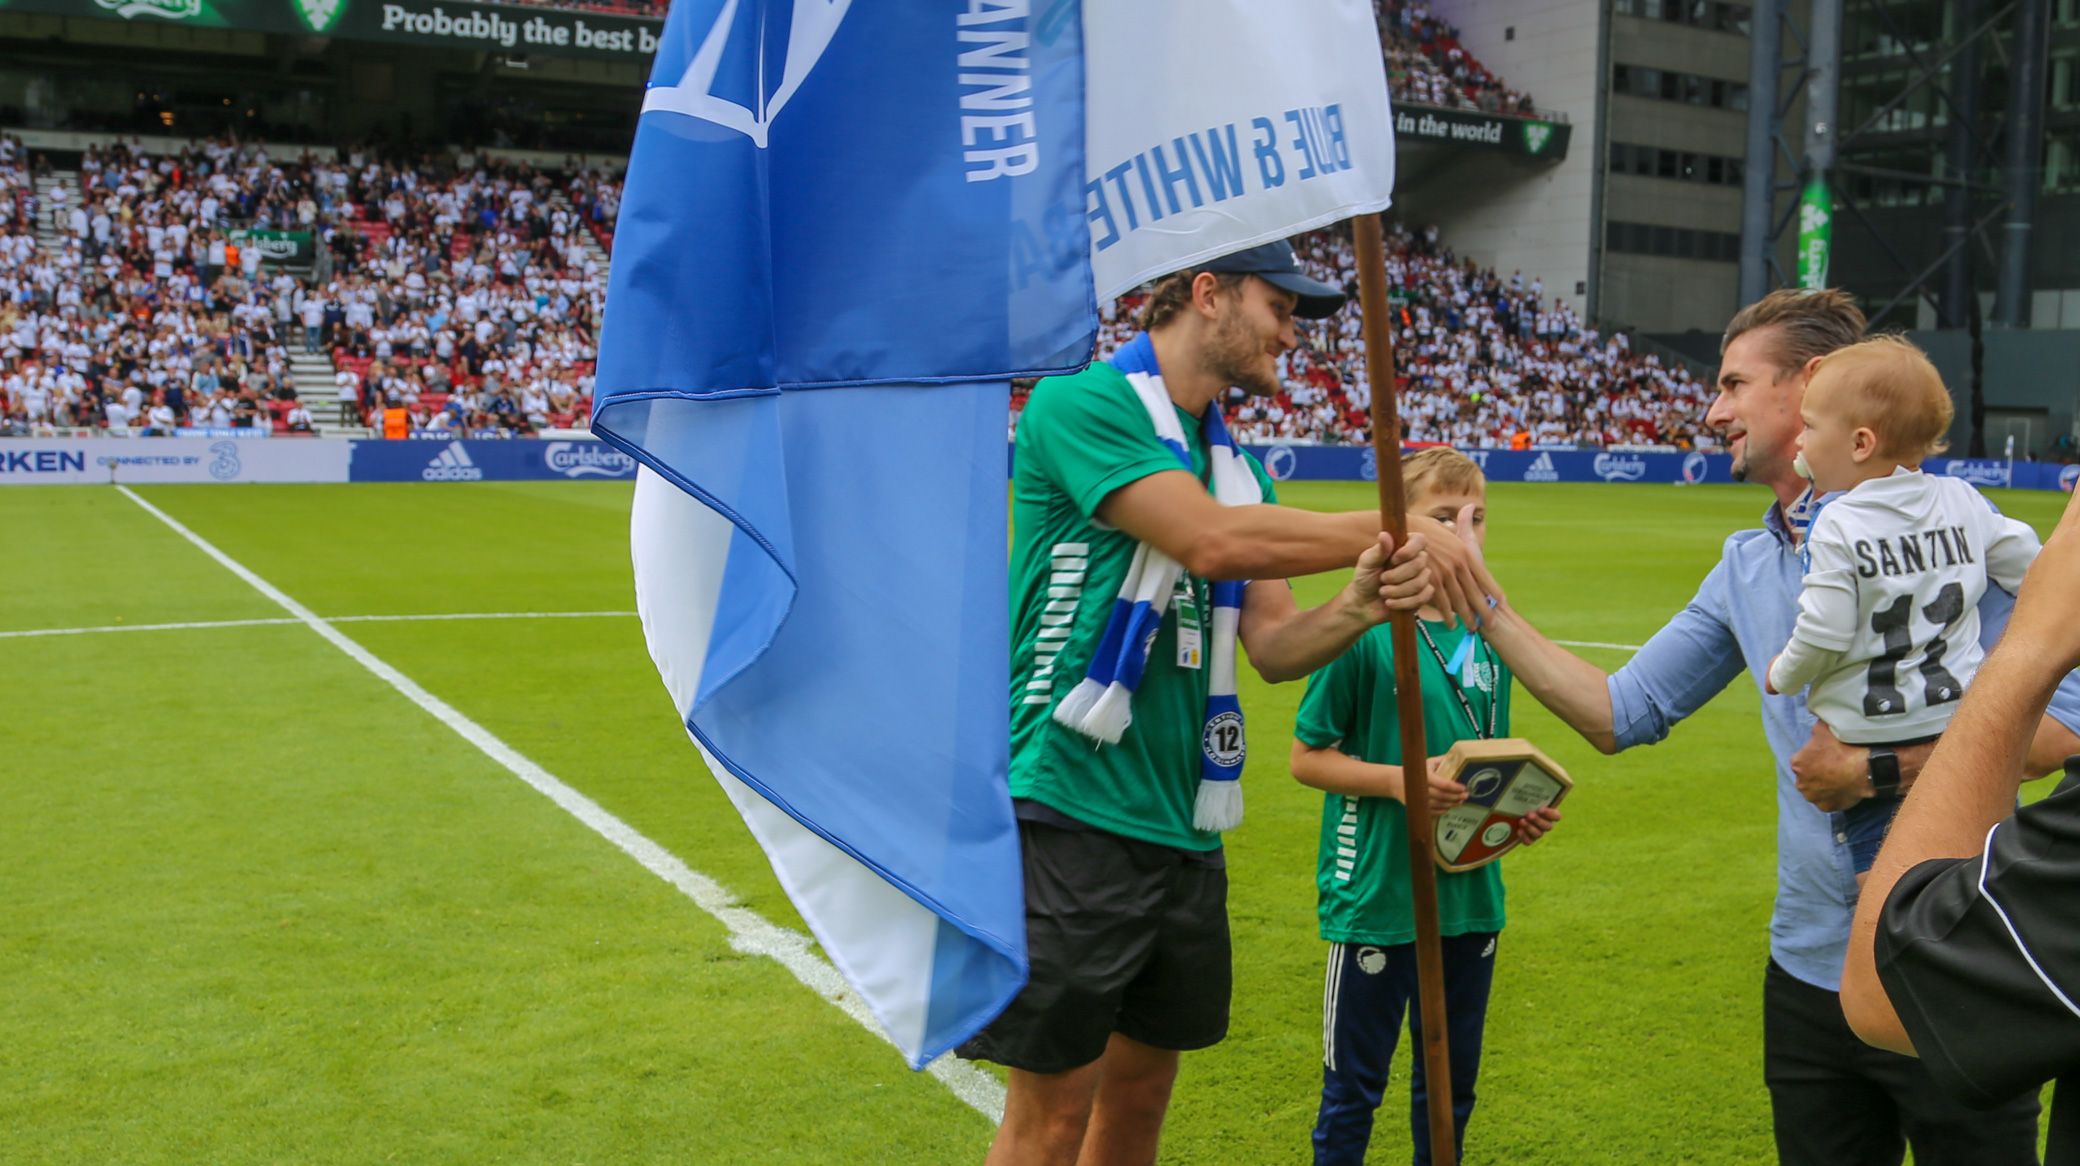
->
xmin=1415 ymin=621 xmax=1498 ymax=741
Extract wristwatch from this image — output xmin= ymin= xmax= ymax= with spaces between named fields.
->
xmin=1867 ymin=747 xmax=1902 ymax=799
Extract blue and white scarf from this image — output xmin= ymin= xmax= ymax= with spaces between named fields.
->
xmin=1051 ymin=333 xmax=1260 ymax=831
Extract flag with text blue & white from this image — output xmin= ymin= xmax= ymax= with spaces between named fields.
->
xmin=592 ymin=0 xmax=1396 ymax=1068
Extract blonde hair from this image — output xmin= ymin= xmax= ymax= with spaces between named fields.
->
xmin=1403 ymin=447 xmax=1487 ymax=503
xmin=1806 ymin=335 xmax=1954 ymax=460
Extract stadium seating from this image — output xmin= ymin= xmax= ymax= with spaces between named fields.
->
xmin=0 ymin=13 xmax=1631 ymax=446
xmin=1028 ymin=220 xmax=1714 ymax=451
xmin=1381 ymin=1 xmax=1543 ymax=117
xmin=0 ymin=136 xmax=608 ymax=438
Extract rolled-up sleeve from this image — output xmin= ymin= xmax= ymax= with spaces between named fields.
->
xmin=1609 ymin=557 xmax=1748 ymax=750
xmin=1875 ymin=768 xmax=2080 ymax=1106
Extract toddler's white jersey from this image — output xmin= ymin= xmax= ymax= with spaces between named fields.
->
xmin=1768 ymin=468 xmax=2039 ymax=744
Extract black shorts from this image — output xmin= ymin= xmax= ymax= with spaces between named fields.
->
xmin=956 ymin=813 xmax=1230 ymax=1074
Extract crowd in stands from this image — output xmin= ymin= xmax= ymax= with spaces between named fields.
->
xmin=0 ymin=120 xmax=1707 ymax=452
xmin=0 ymin=127 xmax=1708 ymax=451
xmin=1381 ymin=1 xmax=1541 ymax=117
xmin=1063 ymin=219 xmax=1714 ymax=451
xmin=0 ymin=134 xmax=625 ymax=438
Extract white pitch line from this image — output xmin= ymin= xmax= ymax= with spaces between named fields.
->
xmin=111 ymin=486 xmax=1006 ymax=1123
xmin=0 ymin=611 xmax=637 ymax=641
xmin=1553 ymin=638 xmax=1644 ymax=653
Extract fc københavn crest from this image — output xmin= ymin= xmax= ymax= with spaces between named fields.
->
xmin=296 ymin=0 xmax=345 ymax=34
xmin=642 ymin=0 xmax=853 ymax=148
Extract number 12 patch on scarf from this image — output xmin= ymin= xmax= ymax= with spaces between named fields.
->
xmin=1173 ymin=576 xmax=1203 ymax=670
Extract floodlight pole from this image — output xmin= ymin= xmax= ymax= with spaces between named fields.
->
xmin=1353 ymin=211 xmax=1456 ymax=1166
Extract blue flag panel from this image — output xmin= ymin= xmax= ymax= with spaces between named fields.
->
xmin=593 ymin=0 xmax=1095 ymax=1067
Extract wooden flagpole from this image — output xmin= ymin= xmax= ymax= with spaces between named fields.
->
xmin=1353 ymin=211 xmax=1458 ymax=1166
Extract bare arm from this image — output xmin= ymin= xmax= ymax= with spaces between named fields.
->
xmin=1844 ymin=488 xmax=2080 ymax=1052
xmin=1235 ymin=533 xmax=1431 ymax=684
xmin=1792 ymin=713 xmax=2072 ymax=814
xmin=1098 ymin=468 xmax=1373 ymax=579
xmin=1097 ymin=472 xmax=1490 ymax=625
xmin=1842 ymin=629 xmax=2063 ymax=1052
xmin=1478 ymin=600 xmax=1619 ymax=754
xmin=1422 ymin=502 xmax=1618 ymax=752
xmin=2028 ymin=716 xmax=2080 ymax=778
xmin=1290 ymin=739 xmax=1465 ymax=813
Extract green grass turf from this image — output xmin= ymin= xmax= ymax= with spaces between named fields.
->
xmin=1 ymin=480 xmax=2069 ymax=1164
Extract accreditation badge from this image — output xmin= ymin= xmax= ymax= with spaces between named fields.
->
xmin=1432 ymin=738 xmax=1572 ymax=872
xmin=1172 ymin=576 xmax=1203 ymax=670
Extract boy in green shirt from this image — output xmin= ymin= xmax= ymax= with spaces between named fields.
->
xmin=1290 ymin=448 xmax=1562 ymax=1165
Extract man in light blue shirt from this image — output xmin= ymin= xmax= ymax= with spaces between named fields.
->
xmin=1475 ymin=288 xmax=2080 ymax=1165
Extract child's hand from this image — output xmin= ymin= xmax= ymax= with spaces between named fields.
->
xmin=1423 ymin=756 xmax=1467 ymax=814
xmin=1513 ymin=806 xmax=1561 ymax=845
xmin=1763 ymin=654 xmax=1781 ymax=695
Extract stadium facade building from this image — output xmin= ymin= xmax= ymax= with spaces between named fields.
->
xmin=1820 ymin=0 xmax=2080 ymax=458
xmin=1423 ymin=0 xmax=2080 ymax=458
xmin=1393 ymin=1 xmax=1760 ymax=342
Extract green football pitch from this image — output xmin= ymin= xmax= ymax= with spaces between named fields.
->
xmin=3 ymin=480 xmax=2069 ymax=1165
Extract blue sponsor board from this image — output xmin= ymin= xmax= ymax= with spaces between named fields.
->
xmin=349 ymin=439 xmax=2075 ymax=491
xmin=1241 ymin=445 xmax=1737 ymax=485
xmin=348 ymin=438 xmax=638 ymax=482
xmin=1924 ymin=456 xmax=2077 ymax=493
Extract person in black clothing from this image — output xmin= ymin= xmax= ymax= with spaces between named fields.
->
xmin=1843 ymin=486 xmax=2080 ymax=1164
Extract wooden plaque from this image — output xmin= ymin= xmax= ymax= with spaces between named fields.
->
xmin=1431 ymin=738 xmax=1572 ymax=872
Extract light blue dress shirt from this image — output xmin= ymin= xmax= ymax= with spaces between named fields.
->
xmin=1606 ymin=496 xmax=2080 ymax=992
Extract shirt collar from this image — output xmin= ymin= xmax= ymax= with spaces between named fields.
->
xmin=1764 ymin=485 xmax=1841 ymax=549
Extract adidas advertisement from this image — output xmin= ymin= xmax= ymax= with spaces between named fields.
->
xmin=1521 ymin=452 xmax=1560 ymax=482
xmin=348 ymin=438 xmax=639 ymax=483
xmin=1393 ymin=106 xmax=1571 ymax=161
xmin=421 ymin=443 xmax=484 ymax=482
xmin=12 ymin=0 xmax=660 ymax=61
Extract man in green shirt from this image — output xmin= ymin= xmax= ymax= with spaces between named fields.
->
xmin=962 ymin=241 xmax=1476 ymax=1166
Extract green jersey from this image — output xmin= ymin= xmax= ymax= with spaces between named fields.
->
xmin=1009 ymin=356 xmax=1276 ymax=852
xmin=1293 ymin=619 xmax=1514 ymax=944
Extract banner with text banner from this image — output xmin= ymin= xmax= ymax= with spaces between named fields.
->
xmin=1 ymin=0 xmax=658 ymax=61
xmin=1084 ymin=0 xmax=1393 ymax=298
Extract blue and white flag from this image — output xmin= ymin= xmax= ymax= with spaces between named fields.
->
xmin=594 ymin=0 xmax=1394 ymax=1069
xmin=1082 ymin=0 xmax=1397 ymax=297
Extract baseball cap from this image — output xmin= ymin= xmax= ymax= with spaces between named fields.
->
xmin=1201 ymin=241 xmax=1347 ymax=319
